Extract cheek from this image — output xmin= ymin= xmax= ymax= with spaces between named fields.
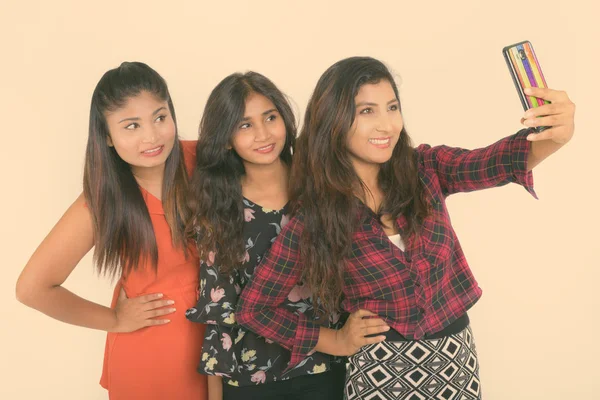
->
xmin=160 ymin=120 xmax=177 ymax=141
xmin=111 ymin=136 xmax=139 ymax=161
xmin=272 ymin=120 xmax=287 ymax=141
xmin=231 ymin=131 xmax=254 ymax=154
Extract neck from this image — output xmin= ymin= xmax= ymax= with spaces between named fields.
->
xmin=131 ymin=164 xmax=165 ymax=198
xmin=242 ymin=158 xmax=288 ymax=193
xmin=352 ymin=159 xmax=383 ymax=212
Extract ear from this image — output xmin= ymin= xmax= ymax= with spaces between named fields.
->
xmin=107 ymin=135 xmax=114 ymax=147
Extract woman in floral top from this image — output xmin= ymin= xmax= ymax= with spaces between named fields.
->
xmin=185 ymin=72 xmax=347 ymax=400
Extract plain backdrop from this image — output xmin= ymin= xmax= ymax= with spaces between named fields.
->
xmin=1 ymin=0 xmax=598 ymax=399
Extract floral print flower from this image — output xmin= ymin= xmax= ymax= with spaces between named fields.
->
xmin=251 ymin=370 xmax=266 ymax=384
xmin=221 ymin=333 xmax=232 ymax=351
xmin=244 ymin=208 xmax=256 ymax=222
xmin=223 ymin=312 xmax=235 ymax=325
xmin=241 ymin=349 xmax=256 ymax=362
xmin=211 ymin=287 xmax=225 ymax=303
xmin=287 ymin=283 xmax=312 ymax=302
xmin=312 ymin=363 xmax=326 ymax=374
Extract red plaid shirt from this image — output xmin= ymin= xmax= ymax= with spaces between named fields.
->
xmin=236 ymin=130 xmax=536 ymax=369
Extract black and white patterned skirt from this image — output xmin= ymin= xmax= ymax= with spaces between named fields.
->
xmin=345 ymin=326 xmax=481 ymax=400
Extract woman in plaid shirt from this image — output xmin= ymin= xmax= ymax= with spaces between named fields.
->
xmin=236 ymin=57 xmax=575 ymax=399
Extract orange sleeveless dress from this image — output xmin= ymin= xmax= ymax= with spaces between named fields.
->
xmin=99 ymin=141 xmax=207 ymax=400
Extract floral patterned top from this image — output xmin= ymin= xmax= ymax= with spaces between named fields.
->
xmin=186 ymin=199 xmax=343 ymax=387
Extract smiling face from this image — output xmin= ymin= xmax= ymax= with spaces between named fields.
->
xmin=104 ymin=90 xmax=176 ymax=175
xmin=230 ymin=92 xmax=287 ymax=167
xmin=346 ymin=80 xmax=403 ymax=174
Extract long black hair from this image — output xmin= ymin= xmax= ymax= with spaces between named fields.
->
xmin=290 ymin=57 xmax=430 ymax=314
xmin=83 ymin=61 xmax=190 ymax=277
xmin=187 ymin=71 xmax=296 ymax=274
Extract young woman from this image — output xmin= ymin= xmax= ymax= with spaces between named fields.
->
xmin=15 ymin=62 xmax=208 ymax=400
xmin=236 ymin=56 xmax=575 ymax=400
xmin=185 ymin=71 xmax=347 ymax=400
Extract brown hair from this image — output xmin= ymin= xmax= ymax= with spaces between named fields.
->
xmin=290 ymin=57 xmax=430 ymax=315
xmin=83 ymin=62 xmax=190 ymax=277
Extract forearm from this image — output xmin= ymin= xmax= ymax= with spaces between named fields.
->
xmin=314 ymin=327 xmax=343 ymax=356
xmin=528 ymin=139 xmax=565 ymax=170
xmin=207 ymin=375 xmax=223 ymax=400
xmin=20 ymin=285 xmax=117 ymax=331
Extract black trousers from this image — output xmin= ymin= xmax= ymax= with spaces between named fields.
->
xmin=222 ymin=362 xmax=346 ymax=400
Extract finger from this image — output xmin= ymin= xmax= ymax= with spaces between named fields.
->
xmin=523 ymin=115 xmax=559 ymax=128
xmin=145 ymin=318 xmax=171 ymax=326
xmin=137 ymin=293 xmax=164 ymax=304
xmin=523 ymin=103 xmax=559 ymax=119
xmin=353 ymin=309 xmax=379 ymax=319
xmin=524 ymin=87 xmax=569 ymax=102
xmin=526 ymin=128 xmax=556 ymax=142
xmin=143 ymin=299 xmax=176 ymax=310
xmin=146 ymin=307 xmax=177 ymax=318
xmin=362 ymin=318 xmax=389 ymax=328
xmin=363 ymin=325 xmax=391 ymax=336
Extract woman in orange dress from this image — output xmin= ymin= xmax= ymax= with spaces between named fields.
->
xmin=16 ymin=62 xmax=208 ymax=400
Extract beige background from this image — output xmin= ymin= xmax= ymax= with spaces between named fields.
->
xmin=1 ymin=0 xmax=597 ymax=399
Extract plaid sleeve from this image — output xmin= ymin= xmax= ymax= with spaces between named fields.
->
xmin=417 ymin=128 xmax=537 ymax=198
xmin=236 ymin=215 xmax=320 ymax=369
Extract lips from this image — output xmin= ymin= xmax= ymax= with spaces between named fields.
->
xmin=140 ymin=145 xmax=164 ymax=157
xmin=368 ymin=137 xmax=391 ymax=148
xmin=254 ymin=143 xmax=275 ymax=154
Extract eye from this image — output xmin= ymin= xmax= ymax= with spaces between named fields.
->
xmin=125 ymin=123 xmax=139 ymax=130
xmin=359 ymin=107 xmax=373 ymax=115
xmin=389 ymin=104 xmax=399 ymax=111
xmin=155 ymin=114 xmax=167 ymax=123
xmin=266 ymin=114 xmax=277 ymax=122
xmin=239 ymin=122 xmax=251 ymax=129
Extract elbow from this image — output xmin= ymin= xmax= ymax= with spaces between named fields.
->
xmin=15 ymin=277 xmax=33 ymax=306
xmin=15 ymin=274 xmax=42 ymax=307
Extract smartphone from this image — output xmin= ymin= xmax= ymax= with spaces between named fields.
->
xmin=502 ymin=40 xmax=550 ymax=131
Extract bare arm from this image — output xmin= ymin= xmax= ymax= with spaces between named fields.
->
xmin=207 ymin=376 xmax=223 ymax=400
xmin=15 ymin=193 xmax=174 ymax=332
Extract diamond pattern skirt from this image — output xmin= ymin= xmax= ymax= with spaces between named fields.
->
xmin=344 ymin=326 xmax=481 ymax=400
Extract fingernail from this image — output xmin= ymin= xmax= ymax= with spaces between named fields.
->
xmin=170 ymin=308 xmax=176 ymax=312
xmin=524 ymin=88 xmax=533 ymax=95
xmin=167 ymin=300 xmax=175 ymax=305
xmin=523 ymin=119 xmax=533 ymax=126
xmin=157 ymin=293 xmax=163 ymax=298
xmin=384 ymin=326 xmax=390 ymax=331
xmin=524 ymin=111 xmax=533 ymax=118
xmin=527 ymin=134 xmax=535 ymax=141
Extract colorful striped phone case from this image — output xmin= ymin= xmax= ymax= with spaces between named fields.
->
xmin=503 ymin=41 xmax=550 ymax=110
xmin=503 ymin=41 xmax=550 ymax=131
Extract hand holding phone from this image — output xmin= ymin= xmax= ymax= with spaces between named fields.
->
xmin=503 ymin=40 xmax=550 ymax=131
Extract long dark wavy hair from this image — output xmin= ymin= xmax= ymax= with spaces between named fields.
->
xmin=83 ymin=62 xmax=190 ymax=278
xmin=187 ymin=72 xmax=296 ymax=274
xmin=290 ymin=56 xmax=430 ymax=315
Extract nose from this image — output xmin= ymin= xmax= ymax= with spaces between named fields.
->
xmin=376 ymin=113 xmax=393 ymax=134
xmin=254 ymin=122 xmax=271 ymax=142
xmin=141 ymin=124 xmax=158 ymax=144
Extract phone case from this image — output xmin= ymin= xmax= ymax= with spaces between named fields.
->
xmin=502 ymin=40 xmax=550 ymax=111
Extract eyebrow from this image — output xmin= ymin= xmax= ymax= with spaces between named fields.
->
xmin=240 ymin=108 xmax=279 ymax=121
xmin=355 ymin=99 xmax=399 ymax=107
xmin=118 ymin=106 xmax=167 ymax=123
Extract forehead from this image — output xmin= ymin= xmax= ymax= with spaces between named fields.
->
xmin=244 ymin=92 xmax=276 ymax=116
xmin=105 ymin=91 xmax=167 ymax=119
xmin=355 ymin=80 xmax=396 ymax=102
